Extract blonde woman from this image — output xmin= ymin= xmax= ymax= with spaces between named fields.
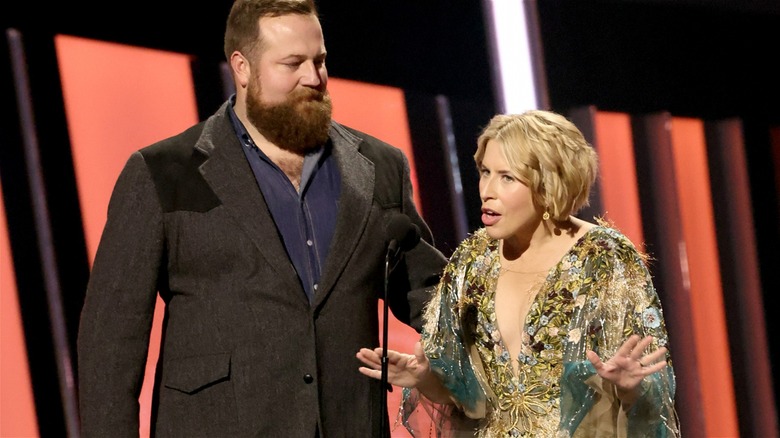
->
xmin=358 ymin=110 xmax=680 ymax=437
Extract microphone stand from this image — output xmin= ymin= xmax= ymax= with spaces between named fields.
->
xmin=379 ymin=243 xmax=397 ymax=438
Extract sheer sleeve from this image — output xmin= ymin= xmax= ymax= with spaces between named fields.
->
xmin=558 ymin=230 xmax=681 ymax=437
xmin=399 ymin=241 xmax=489 ymax=437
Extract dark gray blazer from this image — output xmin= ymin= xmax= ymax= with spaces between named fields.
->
xmin=77 ymin=101 xmax=448 ymax=437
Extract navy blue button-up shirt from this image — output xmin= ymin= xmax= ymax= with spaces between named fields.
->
xmin=227 ymin=97 xmax=341 ymax=302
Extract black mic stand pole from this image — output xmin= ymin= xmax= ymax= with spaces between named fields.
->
xmin=379 ymin=244 xmax=396 ymax=438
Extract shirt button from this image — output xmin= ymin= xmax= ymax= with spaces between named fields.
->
xmin=313 ymin=284 xmax=318 ymax=291
xmin=303 ymin=374 xmax=314 ymax=384
xmin=306 ymin=240 xmax=313 ymax=246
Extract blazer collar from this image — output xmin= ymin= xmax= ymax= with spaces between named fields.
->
xmin=313 ymin=122 xmax=374 ymax=307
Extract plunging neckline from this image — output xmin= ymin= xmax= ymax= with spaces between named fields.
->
xmin=488 ymin=226 xmax=600 ymax=380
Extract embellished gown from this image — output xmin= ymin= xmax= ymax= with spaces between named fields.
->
xmin=400 ymin=226 xmax=680 ymax=438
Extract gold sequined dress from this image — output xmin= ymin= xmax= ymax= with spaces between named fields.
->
xmin=399 ymin=226 xmax=680 ymax=438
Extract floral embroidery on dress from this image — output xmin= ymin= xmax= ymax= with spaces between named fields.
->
xmin=402 ymin=225 xmax=680 ymax=438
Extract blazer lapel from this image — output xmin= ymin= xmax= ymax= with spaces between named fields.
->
xmin=313 ymin=124 xmax=374 ymax=307
xmin=195 ymin=105 xmax=303 ymax=297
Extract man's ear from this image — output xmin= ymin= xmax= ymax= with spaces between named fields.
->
xmin=230 ymin=51 xmax=251 ymax=88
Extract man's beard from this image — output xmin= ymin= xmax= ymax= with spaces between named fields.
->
xmin=246 ymin=77 xmax=332 ymax=154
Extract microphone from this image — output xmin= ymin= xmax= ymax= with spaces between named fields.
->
xmin=379 ymin=214 xmax=420 ymax=438
xmin=385 ymin=214 xmax=421 ymax=264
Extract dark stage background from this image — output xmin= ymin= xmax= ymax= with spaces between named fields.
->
xmin=3 ymin=0 xmax=779 ymax=436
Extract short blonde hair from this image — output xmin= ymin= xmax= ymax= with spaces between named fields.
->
xmin=474 ymin=110 xmax=598 ymax=220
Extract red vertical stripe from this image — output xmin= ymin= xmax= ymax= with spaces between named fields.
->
xmin=593 ymin=111 xmax=644 ymax=248
xmin=670 ymin=117 xmax=738 ymax=437
xmin=328 ymin=78 xmax=422 ymax=215
xmin=1 ymin=180 xmax=40 ymax=437
xmin=55 ymin=35 xmax=198 ymax=437
xmin=55 ymin=35 xmax=199 ymax=260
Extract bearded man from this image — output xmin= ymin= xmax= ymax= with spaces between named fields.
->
xmin=76 ymin=1 xmax=448 ymax=437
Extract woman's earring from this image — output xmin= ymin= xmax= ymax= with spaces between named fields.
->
xmin=542 ymin=211 xmax=550 ymax=221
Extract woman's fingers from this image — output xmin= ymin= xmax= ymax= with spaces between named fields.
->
xmin=357 ymin=347 xmax=415 ymax=371
xmin=585 ymin=350 xmax=604 ymax=369
xmin=358 ymin=366 xmax=378 ymax=378
xmin=615 ymin=334 xmax=639 ymax=356
xmin=356 ymin=348 xmax=382 ymax=368
xmin=639 ymin=346 xmax=668 ymax=368
xmin=413 ymin=341 xmax=427 ymax=364
xmin=632 ymin=336 xmax=654 ymax=359
xmin=617 ymin=335 xmax=659 ymax=363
